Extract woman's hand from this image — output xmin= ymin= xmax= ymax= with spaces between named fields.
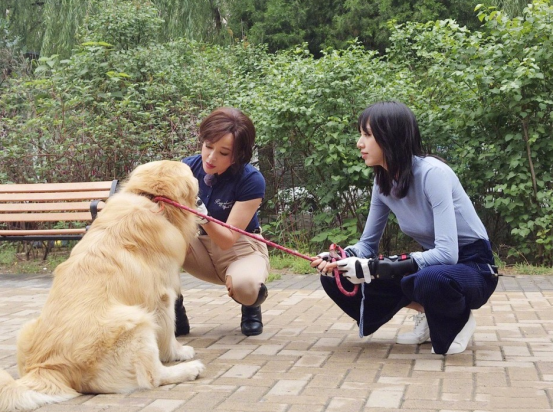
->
xmin=195 ymin=198 xmax=209 ymax=225
xmin=310 ymin=253 xmax=338 ymax=276
xmin=201 ymin=198 xmax=262 ymax=250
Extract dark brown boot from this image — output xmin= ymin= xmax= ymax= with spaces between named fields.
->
xmin=175 ymin=294 xmax=190 ymax=336
xmin=241 ymin=305 xmax=263 ymax=336
xmin=240 ymin=284 xmax=268 ymax=337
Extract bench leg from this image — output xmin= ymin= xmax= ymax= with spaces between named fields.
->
xmin=42 ymin=241 xmax=53 ymax=260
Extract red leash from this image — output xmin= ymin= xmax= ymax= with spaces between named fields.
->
xmin=154 ymin=196 xmax=315 ymax=262
xmin=329 ymin=244 xmax=359 ymax=297
xmin=154 ymin=196 xmax=359 ymax=296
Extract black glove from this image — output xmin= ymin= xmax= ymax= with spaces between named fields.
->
xmin=369 ymin=254 xmax=419 ymax=281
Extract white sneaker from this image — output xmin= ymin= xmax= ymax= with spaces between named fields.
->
xmin=432 ymin=311 xmax=476 ymax=355
xmin=396 ymin=312 xmax=430 ymax=345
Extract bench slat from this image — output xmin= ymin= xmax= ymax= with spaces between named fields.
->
xmin=0 ymin=181 xmax=115 ymax=194
xmin=0 ymin=180 xmax=118 ymax=243
xmin=0 ymin=190 xmax=111 ymax=202
xmin=0 ymin=202 xmax=105 ymax=213
xmin=1 ymin=212 xmax=94 ymax=222
xmin=0 ymin=229 xmax=86 ymax=236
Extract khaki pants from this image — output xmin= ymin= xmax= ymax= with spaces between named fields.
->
xmin=182 ymin=233 xmax=270 ymax=306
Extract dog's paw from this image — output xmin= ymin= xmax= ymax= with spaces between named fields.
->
xmin=185 ymin=359 xmax=205 ymax=380
xmin=174 ymin=344 xmax=195 ymax=361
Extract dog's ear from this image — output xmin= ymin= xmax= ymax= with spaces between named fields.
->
xmin=158 ymin=161 xmax=198 ymax=208
xmin=176 ymin=166 xmax=199 ymax=208
xmin=122 ymin=161 xmax=198 ymax=207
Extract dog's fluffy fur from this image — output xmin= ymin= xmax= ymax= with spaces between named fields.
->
xmin=0 ymin=160 xmax=204 ymax=411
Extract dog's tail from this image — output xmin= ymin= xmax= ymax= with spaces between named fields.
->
xmin=0 ymin=369 xmax=79 ymax=411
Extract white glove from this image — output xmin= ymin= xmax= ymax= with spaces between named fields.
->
xmin=336 ymin=257 xmax=372 ymax=284
xmin=195 ymin=198 xmax=209 ymax=225
xmin=317 ymin=251 xmax=331 ymax=261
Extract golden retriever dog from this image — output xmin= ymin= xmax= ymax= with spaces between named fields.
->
xmin=0 ymin=160 xmax=204 ymax=411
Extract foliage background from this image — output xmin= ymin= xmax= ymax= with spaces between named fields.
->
xmin=0 ymin=0 xmax=527 ymax=58
xmin=1 ymin=0 xmax=552 ymax=265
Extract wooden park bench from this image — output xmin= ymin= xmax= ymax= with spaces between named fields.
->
xmin=0 ymin=180 xmax=119 ymax=259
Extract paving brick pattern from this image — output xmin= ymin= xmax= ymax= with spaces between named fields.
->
xmin=1 ymin=272 xmax=553 ymax=411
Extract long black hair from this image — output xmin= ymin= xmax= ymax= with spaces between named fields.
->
xmin=358 ymin=101 xmax=424 ymax=198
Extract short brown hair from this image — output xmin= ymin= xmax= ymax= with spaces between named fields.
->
xmin=199 ymin=107 xmax=256 ymax=173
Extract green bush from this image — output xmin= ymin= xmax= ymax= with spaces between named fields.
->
xmin=1 ymin=0 xmax=552 ymax=264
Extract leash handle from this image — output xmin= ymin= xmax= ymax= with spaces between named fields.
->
xmin=153 ymin=196 xmax=315 ymax=262
xmin=330 ymin=244 xmax=359 ymax=297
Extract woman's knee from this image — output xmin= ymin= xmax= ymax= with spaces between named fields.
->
xmin=226 ymin=274 xmax=264 ymax=305
xmin=402 ymin=270 xmax=464 ymax=310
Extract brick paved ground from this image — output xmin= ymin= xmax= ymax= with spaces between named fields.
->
xmin=1 ymin=272 xmax=553 ymax=411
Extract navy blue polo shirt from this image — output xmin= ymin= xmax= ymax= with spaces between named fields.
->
xmin=182 ymin=154 xmax=265 ymax=232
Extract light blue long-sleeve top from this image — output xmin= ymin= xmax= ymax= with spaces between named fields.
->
xmin=347 ymin=156 xmax=489 ymax=268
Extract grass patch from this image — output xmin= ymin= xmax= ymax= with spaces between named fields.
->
xmin=0 ymin=246 xmax=17 ymax=266
xmin=266 ymin=272 xmax=282 ymax=282
xmin=502 ymin=263 xmax=553 ymax=276
xmin=269 ymin=253 xmax=313 ymax=274
xmin=0 ymin=253 xmax=67 ymax=275
xmin=0 ymin=244 xmax=70 ymax=274
xmin=494 ymin=252 xmax=553 ymax=276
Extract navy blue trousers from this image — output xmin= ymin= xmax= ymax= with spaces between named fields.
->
xmin=321 ymin=239 xmax=498 ymax=354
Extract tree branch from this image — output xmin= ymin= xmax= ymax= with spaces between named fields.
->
xmin=521 ymin=118 xmax=538 ymax=199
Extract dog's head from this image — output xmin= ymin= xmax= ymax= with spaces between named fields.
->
xmin=122 ymin=160 xmax=198 ymax=204
xmin=121 ymin=160 xmax=199 ymax=229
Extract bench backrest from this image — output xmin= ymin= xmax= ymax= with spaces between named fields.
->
xmin=0 ymin=180 xmax=119 ymax=239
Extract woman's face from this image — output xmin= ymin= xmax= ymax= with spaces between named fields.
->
xmin=201 ymin=133 xmax=234 ymax=175
xmin=357 ymin=122 xmax=386 ymax=169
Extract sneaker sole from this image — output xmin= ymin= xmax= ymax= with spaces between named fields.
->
xmin=396 ymin=336 xmax=430 ymax=345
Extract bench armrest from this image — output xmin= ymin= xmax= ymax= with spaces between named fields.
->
xmin=90 ymin=180 xmax=118 ymax=222
xmin=90 ymin=199 xmax=102 ymax=221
